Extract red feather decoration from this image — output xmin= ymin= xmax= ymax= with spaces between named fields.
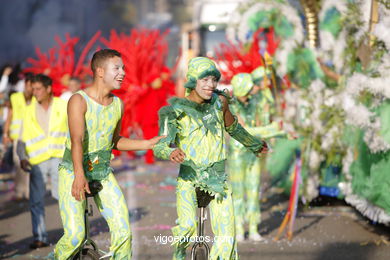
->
xmin=101 ymin=28 xmax=177 ymax=163
xmin=24 ymin=32 xmax=101 ymax=96
xmin=215 ymin=27 xmax=280 ymax=82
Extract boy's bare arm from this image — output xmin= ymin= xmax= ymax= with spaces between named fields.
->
xmin=68 ymin=94 xmax=90 ymax=201
xmin=220 ymin=95 xmax=235 ymax=127
xmin=2 ymin=105 xmax=12 ymax=146
xmin=113 ymin=134 xmax=164 ymax=151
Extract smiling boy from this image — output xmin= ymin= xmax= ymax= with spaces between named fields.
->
xmin=54 ymin=49 xmax=163 ymax=259
xmin=153 ymin=57 xmax=268 ymax=259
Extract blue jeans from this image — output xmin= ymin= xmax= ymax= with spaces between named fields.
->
xmin=29 ymin=157 xmax=61 ymax=243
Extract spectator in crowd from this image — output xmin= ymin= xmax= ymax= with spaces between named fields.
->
xmin=3 ymin=72 xmax=35 ymax=200
xmin=17 ymin=74 xmax=68 ymax=249
xmin=60 ymin=76 xmax=82 ymax=102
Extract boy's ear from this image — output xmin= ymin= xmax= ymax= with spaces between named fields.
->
xmin=96 ymin=67 xmax=104 ymax=78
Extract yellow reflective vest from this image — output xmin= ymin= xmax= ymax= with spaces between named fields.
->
xmin=21 ymin=97 xmax=68 ymax=165
xmin=10 ymin=92 xmax=35 ymax=140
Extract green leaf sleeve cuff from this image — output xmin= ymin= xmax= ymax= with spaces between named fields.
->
xmin=153 ymin=106 xmax=178 ymax=160
xmin=225 ymin=116 xmax=264 ymax=153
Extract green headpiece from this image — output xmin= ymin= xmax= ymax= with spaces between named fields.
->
xmin=185 ymin=57 xmax=221 ymax=90
xmin=251 ymin=66 xmax=271 ymax=85
xmin=231 ymin=73 xmax=254 ymax=97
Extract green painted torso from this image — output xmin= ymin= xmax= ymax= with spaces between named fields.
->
xmin=61 ymin=90 xmax=122 ymax=180
xmin=172 ymin=95 xmax=226 ymax=166
xmin=65 ymin=90 xmax=122 ymax=153
xmin=153 ymin=93 xmax=228 ymax=195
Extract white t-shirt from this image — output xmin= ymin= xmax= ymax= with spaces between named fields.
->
xmin=60 ymin=91 xmax=73 ymax=102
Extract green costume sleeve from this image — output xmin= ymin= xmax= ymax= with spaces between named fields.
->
xmin=152 ymin=106 xmax=178 ymax=160
xmin=225 ymin=116 xmax=264 ymax=153
xmin=246 ymin=122 xmax=287 ymax=139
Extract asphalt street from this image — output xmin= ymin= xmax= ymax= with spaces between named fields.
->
xmin=1 ymin=157 xmax=389 ymax=260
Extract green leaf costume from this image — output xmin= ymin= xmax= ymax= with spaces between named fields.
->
xmin=229 ymin=73 xmax=285 ymax=238
xmin=153 ymin=57 xmax=264 ymax=259
xmin=55 ymin=91 xmax=131 ymax=259
xmin=154 ymin=93 xmax=264 ymax=196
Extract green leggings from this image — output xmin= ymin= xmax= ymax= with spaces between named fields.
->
xmin=228 ymin=150 xmax=261 ymax=236
xmin=54 ymin=168 xmax=131 ymax=259
xmin=172 ymin=178 xmax=238 ymax=260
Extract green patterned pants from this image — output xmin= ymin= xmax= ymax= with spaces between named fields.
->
xmin=54 ymin=168 xmax=132 ymax=259
xmin=228 ymin=149 xmax=261 ymax=236
xmin=172 ymin=178 xmax=238 ymax=260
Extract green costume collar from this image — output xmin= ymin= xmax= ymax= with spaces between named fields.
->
xmin=168 ymin=93 xmax=223 ymax=135
xmin=169 ymin=95 xmax=217 ymax=113
xmin=168 ymin=89 xmax=230 ymax=112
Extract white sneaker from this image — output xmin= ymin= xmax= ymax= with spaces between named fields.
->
xmin=236 ymin=234 xmax=245 ymax=242
xmin=249 ymin=233 xmax=265 ymax=242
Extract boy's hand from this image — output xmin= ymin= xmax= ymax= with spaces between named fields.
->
xmin=169 ymin=149 xmax=186 ymax=163
xmin=148 ymin=135 xmax=166 ymax=149
xmin=72 ymin=175 xmax=90 ymax=201
xmin=20 ymin=159 xmax=32 ymax=172
xmin=2 ymin=135 xmax=12 ymax=147
xmin=257 ymin=141 xmax=270 ymax=156
xmin=3 ymin=66 xmax=12 ymax=76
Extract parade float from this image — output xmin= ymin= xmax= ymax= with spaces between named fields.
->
xmin=221 ymin=0 xmax=390 ymax=226
xmin=340 ymin=0 xmax=390 ymax=225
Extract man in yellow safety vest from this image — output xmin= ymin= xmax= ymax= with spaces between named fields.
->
xmin=17 ymin=74 xmax=67 ymax=249
xmin=3 ymin=72 xmax=35 ymax=200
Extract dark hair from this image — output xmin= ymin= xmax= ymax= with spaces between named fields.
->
xmin=9 ymin=64 xmax=21 ymax=85
xmin=90 ymin=49 xmax=121 ymax=73
xmin=32 ymin=74 xmax=52 ymax=88
xmin=24 ymin=72 xmax=35 ymax=83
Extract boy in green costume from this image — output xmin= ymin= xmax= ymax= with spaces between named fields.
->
xmin=54 ymin=49 xmax=164 ymax=259
xmin=153 ymin=57 xmax=268 ymax=260
xmin=228 ymin=72 xmax=285 ymax=242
